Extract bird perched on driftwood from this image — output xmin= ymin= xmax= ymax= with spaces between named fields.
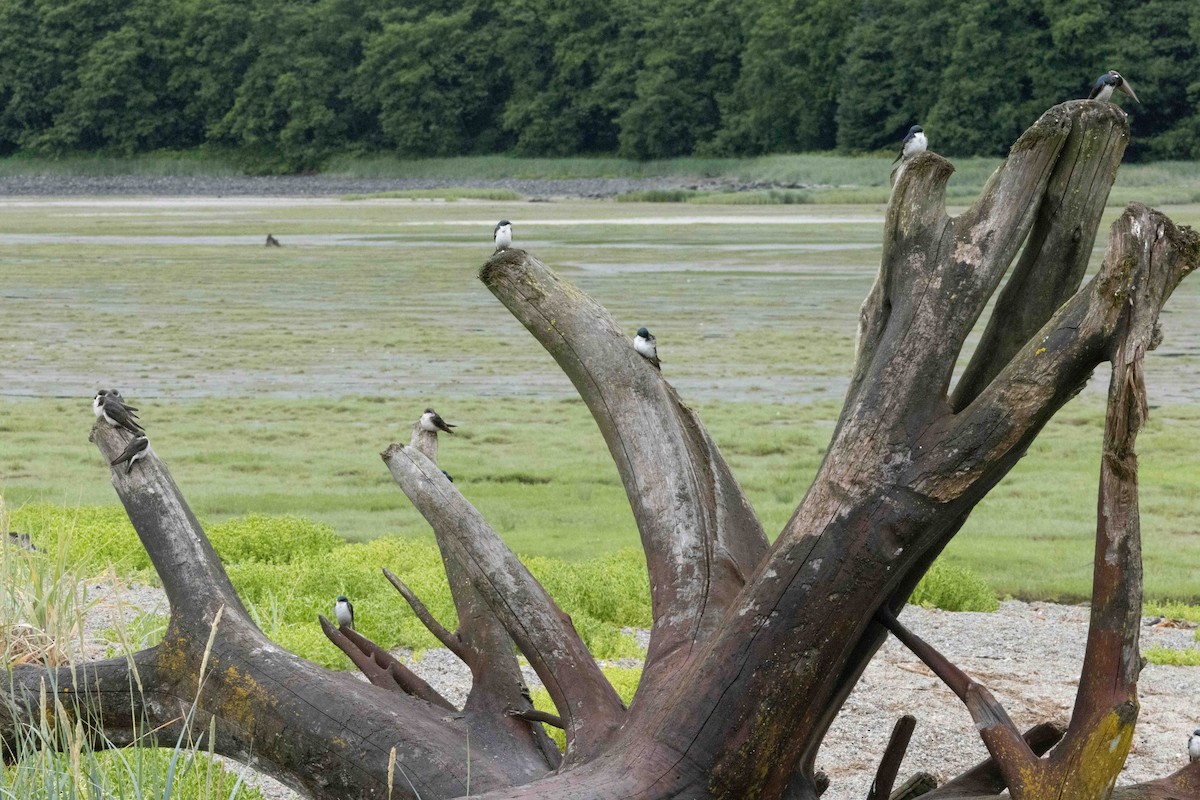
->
xmin=1088 ymin=70 xmax=1140 ymax=105
xmin=110 ymin=435 xmax=150 ymax=475
xmin=419 ymin=408 xmax=456 ymax=434
xmin=634 ymin=327 xmax=661 ymax=369
xmin=94 ymin=389 xmax=144 ymax=435
xmin=333 ymin=595 xmax=355 ymax=630
xmin=265 ymin=234 xmax=281 ymax=247
xmin=1189 ymin=728 xmax=1200 ymax=763
xmin=494 ymin=220 xmax=512 ymax=252
xmin=893 ymin=125 xmax=927 ymax=164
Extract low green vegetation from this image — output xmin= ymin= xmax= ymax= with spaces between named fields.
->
xmin=1143 ymin=600 xmax=1200 ymax=625
xmin=8 ymin=504 xmax=651 ymax=667
xmin=8 ymin=393 xmax=1200 ymax=601
xmin=0 ymin=504 xmax=261 ymax=799
xmin=341 ymin=188 xmax=525 ymax=202
xmin=907 ymin=563 xmax=999 ymax=613
xmin=0 ymin=743 xmax=261 ymax=800
xmin=1143 ymin=644 xmax=1200 ymax=667
xmin=4 ymin=198 xmax=1200 ymax=602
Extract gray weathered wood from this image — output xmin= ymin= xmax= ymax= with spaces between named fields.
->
xmin=481 ymin=250 xmax=769 ymax=694
xmin=952 ymin=101 xmax=1129 ymax=408
xmin=383 ymin=442 xmax=625 ymax=761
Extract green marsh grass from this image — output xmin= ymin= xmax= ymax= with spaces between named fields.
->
xmin=906 ymin=563 xmax=999 ymax=612
xmin=341 ymin=188 xmax=525 ymax=201
xmin=3 ymin=198 xmax=1200 ymax=601
xmin=0 ymin=150 xmax=243 ymax=177
xmin=1143 ymin=600 xmax=1200 ymax=625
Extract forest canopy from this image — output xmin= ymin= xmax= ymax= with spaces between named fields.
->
xmin=1 ymin=0 xmax=1197 ymax=171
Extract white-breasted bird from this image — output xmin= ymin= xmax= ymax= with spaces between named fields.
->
xmin=634 ymin=327 xmax=660 ymax=369
xmin=110 ymin=435 xmax=150 ymax=475
xmin=494 ymin=220 xmax=513 ymax=252
xmin=1089 ymin=70 xmax=1140 ymax=105
xmin=94 ymin=389 xmax=144 ymax=435
xmin=419 ymin=407 xmax=456 ymax=434
xmin=334 ymin=595 xmax=355 ymax=630
xmin=1189 ymin=728 xmax=1200 ymax=763
xmin=893 ymin=125 xmax=927 ymax=164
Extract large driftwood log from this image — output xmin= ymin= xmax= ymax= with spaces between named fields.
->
xmin=3 ymin=100 xmax=1198 ymax=800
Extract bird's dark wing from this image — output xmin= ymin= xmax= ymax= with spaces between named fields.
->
xmin=431 ymin=413 xmax=456 ymax=433
xmin=104 ymin=397 xmax=145 ymax=435
xmin=110 ymin=437 xmax=148 ymax=467
xmin=1087 ymin=76 xmax=1107 ymax=99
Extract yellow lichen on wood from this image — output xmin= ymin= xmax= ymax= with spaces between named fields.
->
xmin=1014 ymin=704 xmax=1137 ymax=800
xmin=218 ymin=663 xmax=275 ymax=732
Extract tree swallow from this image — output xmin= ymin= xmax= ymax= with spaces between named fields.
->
xmin=334 ymin=595 xmax=355 ymax=629
xmin=893 ymin=125 xmax=927 ymax=164
xmin=110 ymin=435 xmax=150 ymax=474
xmin=419 ymin=408 xmax=456 ymax=434
xmin=634 ymin=327 xmax=661 ymax=369
xmin=93 ymin=389 xmax=144 ymax=435
xmin=265 ymin=233 xmax=281 ymax=247
xmin=494 ymin=220 xmax=513 ymax=252
xmin=1088 ymin=70 xmax=1140 ymax=104
xmin=1190 ymin=728 xmax=1200 ymax=762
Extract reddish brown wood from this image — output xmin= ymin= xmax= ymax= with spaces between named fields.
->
xmin=867 ymin=715 xmax=917 ymax=800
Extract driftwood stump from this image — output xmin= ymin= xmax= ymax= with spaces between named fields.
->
xmin=3 ymin=100 xmax=1198 ymax=799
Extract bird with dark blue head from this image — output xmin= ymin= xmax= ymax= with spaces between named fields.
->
xmin=334 ymin=595 xmax=355 ymax=630
xmin=893 ymin=125 xmax=927 ymax=164
xmin=1088 ymin=70 xmax=1140 ymax=105
xmin=634 ymin=327 xmax=661 ymax=369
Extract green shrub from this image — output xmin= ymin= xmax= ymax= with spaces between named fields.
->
xmin=208 ymin=514 xmax=343 ymax=565
xmin=1143 ymin=645 xmax=1200 ymax=666
xmin=527 ymin=549 xmax=652 ymax=628
xmin=1142 ymin=600 xmax=1200 ymax=626
xmin=908 ymin=563 xmax=999 ymax=612
xmin=10 ymin=505 xmax=656 ymax=666
xmin=11 ymin=504 xmax=150 ymax=575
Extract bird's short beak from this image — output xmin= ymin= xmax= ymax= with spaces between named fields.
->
xmin=1119 ymin=80 xmax=1141 ymax=104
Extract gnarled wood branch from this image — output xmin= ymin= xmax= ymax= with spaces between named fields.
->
xmin=397 ymin=424 xmax=563 ymax=769
xmin=952 ymin=101 xmax=1129 ymax=408
xmin=481 ymin=250 xmax=769 ymax=694
xmin=922 ymin=722 xmax=1065 ymax=798
xmin=383 ymin=442 xmax=624 ymax=761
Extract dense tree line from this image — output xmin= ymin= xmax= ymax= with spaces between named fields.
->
xmin=1 ymin=0 xmax=1197 ymax=170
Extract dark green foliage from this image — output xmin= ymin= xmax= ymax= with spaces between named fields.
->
xmin=835 ymin=0 xmax=956 ymax=152
xmin=2 ymin=0 xmax=1199 ymax=167
xmin=713 ymin=0 xmax=849 ymax=154
xmin=616 ymin=0 xmax=742 ymax=159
